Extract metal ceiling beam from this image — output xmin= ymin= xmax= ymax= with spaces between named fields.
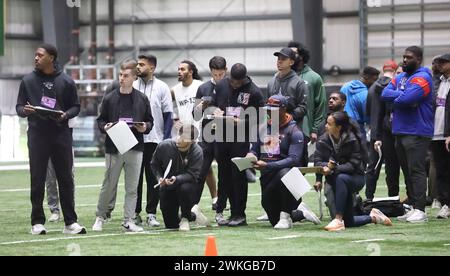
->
xmin=78 ymin=13 xmax=292 ymax=26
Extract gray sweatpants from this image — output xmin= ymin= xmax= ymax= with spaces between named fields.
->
xmin=46 ymin=160 xmax=60 ymax=214
xmin=96 ymin=151 xmax=143 ymax=222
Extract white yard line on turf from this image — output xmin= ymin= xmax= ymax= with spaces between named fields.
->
xmin=0 ymin=225 xmax=215 ymax=246
xmin=444 ymin=244 xmax=450 ymax=246
xmin=351 ymin=239 xmax=385 ymax=243
xmin=267 ymin=235 xmax=301 ymax=240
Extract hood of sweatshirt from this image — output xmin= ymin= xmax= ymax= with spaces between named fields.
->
xmin=345 ymin=80 xmax=368 ymax=95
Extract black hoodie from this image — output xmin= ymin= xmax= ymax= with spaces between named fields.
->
xmin=366 ymin=76 xmax=391 ymax=141
xmin=16 ymin=66 xmax=80 ymax=131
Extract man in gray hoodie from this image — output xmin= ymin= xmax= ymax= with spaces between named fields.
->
xmin=266 ymin=48 xmax=308 ymax=131
xmin=151 ymin=124 xmax=209 ymax=231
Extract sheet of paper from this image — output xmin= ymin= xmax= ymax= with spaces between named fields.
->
xmin=299 ymin=167 xmax=323 ymax=174
xmin=231 ymin=156 xmax=257 ymax=172
xmin=154 ymin=159 xmax=173 ymax=188
xmin=375 ymin=144 xmax=383 ymax=170
xmin=281 ymin=168 xmax=312 ymax=201
xmin=106 ymin=121 xmax=138 ymax=155
xmin=307 ymin=141 xmax=316 ymax=158
xmin=372 ymin=196 xmax=400 ymax=202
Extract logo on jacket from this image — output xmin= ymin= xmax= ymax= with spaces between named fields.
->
xmin=43 ymin=82 xmax=54 ymax=90
xmin=237 ymin=93 xmax=250 ymax=105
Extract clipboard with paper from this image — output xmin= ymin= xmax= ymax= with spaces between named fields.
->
xmin=281 ymin=168 xmax=312 ymax=201
xmin=106 ymin=121 xmax=138 ymax=155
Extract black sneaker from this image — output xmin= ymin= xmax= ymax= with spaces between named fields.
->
xmin=134 ymin=214 xmax=143 ymax=225
xmin=228 ymin=216 xmax=247 ymax=227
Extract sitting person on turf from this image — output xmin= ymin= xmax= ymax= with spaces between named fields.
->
xmin=315 ymin=111 xmax=392 ymax=232
xmin=247 ymin=95 xmax=321 ymax=229
xmin=151 ymin=123 xmax=209 ymax=231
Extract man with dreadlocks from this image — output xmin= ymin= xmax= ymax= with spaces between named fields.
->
xmin=172 ymin=60 xmax=203 ymax=132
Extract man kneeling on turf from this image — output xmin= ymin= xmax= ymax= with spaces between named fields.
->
xmin=247 ymin=95 xmax=321 ymax=229
xmin=151 ymin=124 xmax=209 ymax=231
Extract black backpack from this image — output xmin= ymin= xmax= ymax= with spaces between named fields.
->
xmin=360 ymin=199 xmax=406 ymax=218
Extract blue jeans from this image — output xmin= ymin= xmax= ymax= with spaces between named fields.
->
xmin=330 ymin=174 xmax=372 ymax=228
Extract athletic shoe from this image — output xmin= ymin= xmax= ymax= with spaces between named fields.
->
xmin=297 ymin=202 xmax=321 ymax=225
xmin=397 ymin=208 xmax=415 ymax=222
xmin=228 ymin=216 xmax=247 ymax=227
xmin=274 ymin=212 xmax=292 ymax=230
xmin=370 ymin=208 xmax=393 ymax=226
xmin=324 ymin=219 xmax=345 ymax=232
xmin=122 ymin=220 xmax=144 ymax=233
xmin=31 ymin=224 xmax=47 ymax=235
xmin=48 ymin=212 xmax=60 ymax=223
xmin=216 ymin=213 xmax=230 ymax=226
xmin=191 ymin=205 xmax=209 ymax=227
xmin=92 ymin=217 xmax=105 ymax=232
xmin=437 ymin=205 xmax=450 ymax=219
xmin=134 ymin=214 xmax=143 ymax=225
xmin=256 ymin=213 xmax=269 ymax=222
xmin=147 ymin=214 xmax=160 ymax=227
xmin=406 ymin=209 xmax=428 ymax=223
xmin=432 ymin=199 xmax=443 ymax=210
xmin=179 ymin=218 xmax=190 ymax=231
xmin=63 ymin=223 xmax=87 ymax=235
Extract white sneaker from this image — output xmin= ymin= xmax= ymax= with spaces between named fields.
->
xmin=432 ymin=199 xmax=442 ymax=210
xmin=48 ymin=213 xmax=60 ymax=223
xmin=147 ymin=214 xmax=160 ymax=227
xmin=63 ymin=223 xmax=87 ymax=235
xmin=406 ymin=209 xmax=428 ymax=223
xmin=92 ymin=217 xmax=105 ymax=232
xmin=179 ymin=218 xmax=190 ymax=231
xmin=31 ymin=224 xmax=47 ymax=235
xmin=274 ymin=212 xmax=293 ymax=230
xmin=297 ymin=202 xmax=321 ymax=225
xmin=191 ymin=205 xmax=209 ymax=227
xmin=324 ymin=219 xmax=345 ymax=232
xmin=437 ymin=205 xmax=450 ymax=219
xmin=122 ymin=220 xmax=144 ymax=233
xmin=397 ymin=208 xmax=415 ymax=222
xmin=257 ymin=213 xmax=269 ymax=222
xmin=370 ymin=208 xmax=393 ymax=226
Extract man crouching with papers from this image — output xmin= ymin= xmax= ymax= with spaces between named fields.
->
xmin=151 ymin=124 xmax=209 ymax=231
xmin=246 ymin=95 xmax=320 ymax=229
xmin=93 ymin=60 xmax=153 ymax=232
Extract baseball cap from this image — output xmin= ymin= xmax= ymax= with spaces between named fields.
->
xmin=274 ymin=47 xmax=296 ymax=60
xmin=264 ymin=95 xmax=289 ymax=110
xmin=433 ymin=53 xmax=450 ymax=63
xmin=382 ymin=60 xmax=398 ymax=72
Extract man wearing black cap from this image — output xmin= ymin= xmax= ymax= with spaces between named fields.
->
xmin=266 ymin=48 xmax=308 ymax=134
xmin=212 ymin=63 xmax=265 ymax=226
xmin=16 ymin=44 xmax=86 ymax=235
xmin=431 ymin=54 xmax=450 ymax=219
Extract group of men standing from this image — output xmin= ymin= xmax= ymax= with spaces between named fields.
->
xmin=16 ymin=41 xmax=450 ymax=235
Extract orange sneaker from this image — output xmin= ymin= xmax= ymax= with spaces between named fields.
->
xmin=324 ymin=219 xmax=345 ymax=232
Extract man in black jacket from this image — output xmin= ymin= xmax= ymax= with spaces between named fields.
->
xmin=193 ymin=56 xmax=226 ymax=210
xmin=16 ymin=44 xmax=86 ymax=235
xmin=151 ymin=124 xmax=208 ymax=231
xmin=365 ymin=60 xmax=405 ymax=200
xmin=212 ymin=63 xmax=265 ymax=227
xmin=93 ymin=61 xmax=153 ymax=233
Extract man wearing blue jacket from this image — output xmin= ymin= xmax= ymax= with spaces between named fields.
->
xmin=341 ymin=67 xmax=380 ymax=138
xmin=382 ymin=46 xmax=434 ymax=223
